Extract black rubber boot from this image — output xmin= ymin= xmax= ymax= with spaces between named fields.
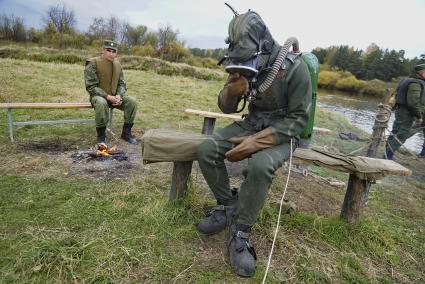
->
xmin=96 ymin=127 xmax=106 ymax=143
xmin=228 ymin=224 xmax=256 ymax=277
xmin=121 ymin=123 xmax=138 ymax=144
xmin=198 ymin=189 xmax=238 ymax=235
xmin=197 ymin=203 xmax=237 ymax=235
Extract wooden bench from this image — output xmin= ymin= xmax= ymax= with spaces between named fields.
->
xmin=168 ymin=109 xmax=411 ymax=224
xmin=0 ymin=102 xmax=113 ymax=142
xmin=171 ymin=109 xmax=332 ymax=199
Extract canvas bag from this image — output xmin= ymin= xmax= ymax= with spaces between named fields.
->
xmin=141 ymin=129 xmax=208 ymax=163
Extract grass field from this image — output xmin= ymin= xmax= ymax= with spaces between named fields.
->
xmin=0 ymin=58 xmax=424 ymax=283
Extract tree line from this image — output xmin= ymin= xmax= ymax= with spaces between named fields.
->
xmin=312 ymin=44 xmax=425 ymax=81
xmin=1 ymin=3 xmax=424 ymax=81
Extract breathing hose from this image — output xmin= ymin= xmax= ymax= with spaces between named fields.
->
xmin=249 ymin=37 xmax=299 ymax=100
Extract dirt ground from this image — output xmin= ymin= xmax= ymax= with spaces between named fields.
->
xmin=14 ymin=136 xmax=144 ymax=180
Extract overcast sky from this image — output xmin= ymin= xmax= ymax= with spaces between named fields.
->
xmin=1 ymin=0 xmax=424 ymax=58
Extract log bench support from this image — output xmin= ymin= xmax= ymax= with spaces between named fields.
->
xmin=340 ymin=174 xmax=371 ymax=223
xmin=0 ymin=103 xmax=113 ymax=143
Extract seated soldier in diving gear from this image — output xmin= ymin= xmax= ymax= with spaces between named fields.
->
xmin=84 ymin=40 xmax=138 ymax=145
xmin=197 ymin=10 xmax=312 ymax=277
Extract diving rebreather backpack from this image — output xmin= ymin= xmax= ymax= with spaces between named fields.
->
xmin=300 ymin=52 xmax=319 ymax=139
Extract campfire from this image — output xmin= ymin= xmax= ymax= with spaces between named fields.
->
xmin=72 ymin=143 xmax=128 ymax=162
xmin=96 ymin=143 xmax=116 ymax=157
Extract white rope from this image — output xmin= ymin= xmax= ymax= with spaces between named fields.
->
xmin=262 ymin=139 xmax=293 ymax=283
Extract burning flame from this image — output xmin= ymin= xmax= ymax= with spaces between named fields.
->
xmin=96 ymin=143 xmax=117 ymax=157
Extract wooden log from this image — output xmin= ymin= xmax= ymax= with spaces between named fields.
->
xmin=367 ymin=123 xmax=386 ymax=158
xmin=169 ymin=161 xmax=193 ymax=200
xmin=340 ymin=174 xmax=370 ymax=223
xmin=367 ymin=89 xmax=392 ymax=158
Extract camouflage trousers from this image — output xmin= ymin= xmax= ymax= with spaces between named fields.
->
xmin=387 ymin=106 xmax=416 ymax=152
xmin=90 ymin=95 xmax=137 ymax=128
xmin=197 ymin=122 xmax=294 ymax=226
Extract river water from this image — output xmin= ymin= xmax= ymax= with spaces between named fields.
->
xmin=317 ymin=90 xmax=423 ymax=152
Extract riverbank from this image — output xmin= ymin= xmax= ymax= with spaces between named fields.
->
xmin=317 ymin=90 xmax=424 ymax=152
xmin=0 ymin=58 xmax=424 ymax=282
xmin=319 ymin=67 xmax=398 ymax=97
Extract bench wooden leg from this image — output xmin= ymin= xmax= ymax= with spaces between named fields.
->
xmin=202 ymin=117 xmax=216 ymax=135
xmin=170 ymin=161 xmax=193 ymax=201
xmin=341 ymin=174 xmax=371 ymax=224
xmin=7 ymin=108 xmax=14 ymax=143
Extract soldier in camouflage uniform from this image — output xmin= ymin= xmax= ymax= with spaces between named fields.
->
xmin=84 ymin=40 xmax=138 ymax=144
xmin=386 ymin=63 xmax=425 ymax=159
xmin=196 ymin=11 xmax=311 ymax=277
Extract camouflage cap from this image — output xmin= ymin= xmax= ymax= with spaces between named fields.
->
xmin=414 ymin=63 xmax=425 ymax=72
xmin=103 ymin=40 xmax=118 ymax=51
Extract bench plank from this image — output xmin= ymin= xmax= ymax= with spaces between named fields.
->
xmin=0 ymin=103 xmax=92 ymax=109
xmin=184 ymin=108 xmax=242 ymax=120
xmin=184 ymin=108 xmax=332 ymax=134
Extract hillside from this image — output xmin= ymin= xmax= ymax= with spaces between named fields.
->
xmin=0 ymin=58 xmax=424 ymax=283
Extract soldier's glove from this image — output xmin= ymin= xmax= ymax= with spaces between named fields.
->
xmin=220 ymin=73 xmax=249 ymax=107
xmin=225 ymin=127 xmax=278 ymax=162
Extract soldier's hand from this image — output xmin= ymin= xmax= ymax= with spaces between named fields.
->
xmin=225 ymin=128 xmax=277 ymax=162
xmin=107 ymin=95 xmax=121 ymax=106
xmin=112 ymin=96 xmax=122 ymax=106
xmin=106 ymin=95 xmax=115 ymax=103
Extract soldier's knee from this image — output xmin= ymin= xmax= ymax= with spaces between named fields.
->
xmin=197 ymin=139 xmax=216 ymax=162
xmin=247 ymin=155 xmax=275 ymax=177
xmin=93 ymin=97 xmax=108 ymax=109
xmin=123 ymin=96 xmax=137 ymax=107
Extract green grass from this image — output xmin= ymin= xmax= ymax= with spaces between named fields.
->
xmin=0 ymin=58 xmax=424 ymax=283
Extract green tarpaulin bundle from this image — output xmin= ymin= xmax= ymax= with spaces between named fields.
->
xmin=141 ymin=129 xmax=208 ymax=163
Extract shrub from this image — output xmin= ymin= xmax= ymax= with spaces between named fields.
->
xmin=132 ymin=45 xmax=156 ymax=57
xmin=318 ymin=70 xmax=341 ymax=88
xmin=54 ymin=54 xmax=84 ymax=64
xmin=0 ymin=47 xmax=26 ymax=59
xmin=28 ymin=53 xmax=49 ymax=62
xmin=335 ymin=75 xmax=367 ymax=93
xmin=157 ymin=64 xmax=181 ymax=76
xmin=359 ymin=79 xmax=387 ymax=97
